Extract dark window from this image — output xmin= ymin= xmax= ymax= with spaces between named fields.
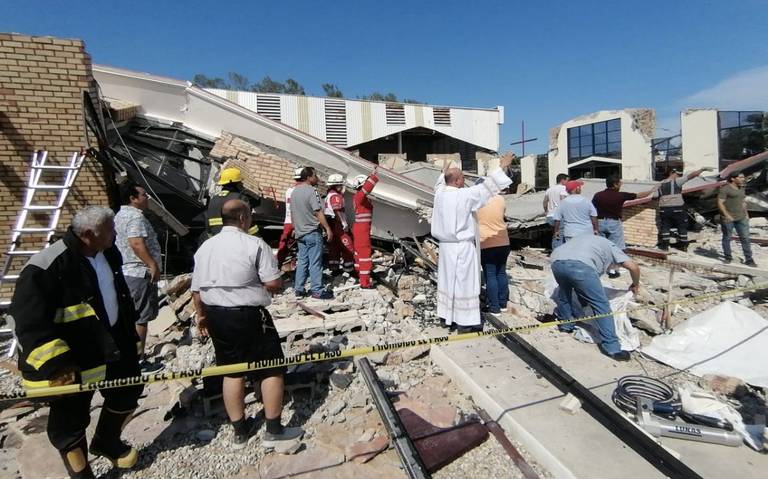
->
xmin=567 ymin=118 xmax=622 ymax=163
xmin=718 ymin=111 xmax=766 ymax=168
xmin=651 ymin=135 xmax=682 ymax=180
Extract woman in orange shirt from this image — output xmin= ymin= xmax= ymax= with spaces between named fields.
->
xmin=477 ymin=190 xmax=510 ymax=317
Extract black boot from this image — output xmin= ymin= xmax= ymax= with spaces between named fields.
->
xmin=89 ymin=408 xmax=138 ymax=469
xmin=59 ymin=435 xmax=95 ymax=479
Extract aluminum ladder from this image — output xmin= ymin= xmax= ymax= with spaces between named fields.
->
xmin=0 ymin=150 xmax=86 ymax=357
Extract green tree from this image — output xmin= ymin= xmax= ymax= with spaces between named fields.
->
xmin=284 ymin=78 xmax=306 ymax=95
xmin=192 ymin=74 xmax=228 ymax=89
xmin=251 ymin=75 xmax=284 ymax=93
xmin=227 ymin=72 xmax=250 ymax=91
xmin=322 ymin=83 xmax=344 ymax=98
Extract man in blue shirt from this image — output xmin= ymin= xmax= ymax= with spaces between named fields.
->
xmin=550 ymin=234 xmax=641 ymax=361
xmin=553 ymin=180 xmax=598 ymax=244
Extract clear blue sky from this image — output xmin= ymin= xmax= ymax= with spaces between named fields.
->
xmin=3 ymin=0 xmax=766 ymax=154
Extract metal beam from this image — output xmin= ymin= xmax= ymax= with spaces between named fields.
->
xmin=483 ymin=315 xmax=702 ymax=479
xmin=359 ymin=358 xmax=431 ymax=479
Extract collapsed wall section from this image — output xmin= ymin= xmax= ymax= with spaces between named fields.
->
xmin=0 ymin=33 xmax=110 ymax=295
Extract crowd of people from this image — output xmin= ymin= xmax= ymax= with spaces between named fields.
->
xmin=9 ymin=165 xmax=380 ymax=477
xmin=8 ymin=159 xmax=758 ymax=477
xmin=542 ymin=166 xmax=758 ymax=363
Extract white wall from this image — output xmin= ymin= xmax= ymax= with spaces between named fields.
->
xmin=520 ymin=154 xmax=537 ymax=187
xmin=207 ymin=89 xmax=503 ymax=152
xmin=547 ymin=110 xmax=654 ymax=186
xmin=681 ymin=109 xmax=719 ymax=172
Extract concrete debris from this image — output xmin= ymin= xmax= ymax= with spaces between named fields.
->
xmin=558 ymin=393 xmax=582 ymax=414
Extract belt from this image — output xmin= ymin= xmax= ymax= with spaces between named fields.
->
xmin=598 ymin=217 xmax=621 ymax=220
xmin=205 ymin=305 xmax=267 ymax=312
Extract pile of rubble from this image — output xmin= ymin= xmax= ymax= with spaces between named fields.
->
xmin=0 ymin=259 xmax=549 ymax=478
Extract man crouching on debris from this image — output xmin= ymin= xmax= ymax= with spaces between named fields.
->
xmin=431 ymin=154 xmax=513 ymax=333
xmin=191 ymin=199 xmax=304 ymax=450
xmin=11 ymin=206 xmax=144 ymax=478
xmin=549 ymin=234 xmax=641 ymax=361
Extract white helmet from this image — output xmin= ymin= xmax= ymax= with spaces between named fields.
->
xmin=293 ymin=167 xmax=303 ymax=180
xmin=326 ymin=173 xmax=345 ymax=186
xmin=352 ymin=175 xmax=367 ymax=189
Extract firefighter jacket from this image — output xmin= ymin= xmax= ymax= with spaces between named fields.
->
xmin=10 ymin=228 xmax=140 ymax=389
xmin=206 ymin=187 xmax=260 ymax=235
xmin=353 ymin=174 xmax=380 ymax=223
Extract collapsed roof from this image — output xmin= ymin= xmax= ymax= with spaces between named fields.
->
xmin=92 ymin=65 xmax=440 ymax=239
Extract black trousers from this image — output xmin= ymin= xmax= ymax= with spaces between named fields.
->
xmin=658 ymin=207 xmax=688 ymax=246
xmin=47 ymin=350 xmax=142 ymax=451
xmin=205 ymin=305 xmax=286 ymax=381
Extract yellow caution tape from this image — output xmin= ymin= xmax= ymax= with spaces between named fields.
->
xmin=2 ymin=281 xmax=766 ymax=401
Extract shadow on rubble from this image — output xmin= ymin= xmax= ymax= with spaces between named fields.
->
xmin=95 ymin=367 xmax=332 ymax=478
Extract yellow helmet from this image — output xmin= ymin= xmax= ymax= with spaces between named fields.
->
xmin=218 ymin=167 xmax=242 ymax=185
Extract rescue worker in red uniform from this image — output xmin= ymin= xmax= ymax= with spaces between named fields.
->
xmin=351 ymin=171 xmax=380 ymax=288
xmin=323 ymin=174 xmax=355 ymax=274
xmin=276 ymin=167 xmax=303 ymax=266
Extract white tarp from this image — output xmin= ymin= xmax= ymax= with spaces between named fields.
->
xmin=642 ymin=301 xmax=768 ymax=388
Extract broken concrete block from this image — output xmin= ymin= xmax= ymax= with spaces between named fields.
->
xmin=628 ymin=308 xmax=663 ymax=335
xmin=393 ymin=300 xmax=414 ymax=319
xmin=171 ymin=289 xmax=192 ymax=312
xmin=346 ymin=435 xmax=389 ymax=464
xmin=702 ymin=374 xmax=749 ymax=398
xmin=149 ymin=305 xmax=178 ymax=337
xmin=559 ymin=393 xmax=581 ymax=414
xmin=163 ymin=273 xmax=192 ymax=297
xmin=401 ymin=345 xmax=430 ymax=363
xmin=367 ymin=352 xmax=389 ymax=365
xmin=159 ymin=343 xmax=177 ymax=361
xmin=258 ymin=444 xmax=344 ymax=479
xmin=329 ymin=372 xmax=353 ymax=390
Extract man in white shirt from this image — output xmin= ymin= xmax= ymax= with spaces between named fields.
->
xmin=431 ymin=155 xmax=513 ymax=333
xmin=192 ymin=199 xmax=303 ymax=451
xmin=543 ymin=173 xmax=569 ymax=249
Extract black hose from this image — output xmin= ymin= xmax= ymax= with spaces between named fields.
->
xmin=612 ymin=375 xmax=679 ymax=418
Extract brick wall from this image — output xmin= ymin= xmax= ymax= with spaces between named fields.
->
xmin=0 ymin=33 xmax=110 ymax=295
xmin=209 ymin=131 xmax=298 ymax=201
xmin=622 ymin=201 xmax=658 ymax=247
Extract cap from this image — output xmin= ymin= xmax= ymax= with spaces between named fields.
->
xmin=293 ymin=167 xmax=303 ymax=180
xmin=564 ymin=180 xmax=584 ymax=193
xmin=326 ymin=173 xmax=345 ymax=186
xmin=218 ymin=167 xmax=242 ymax=185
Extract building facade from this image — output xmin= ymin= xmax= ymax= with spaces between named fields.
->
xmin=547 ymin=109 xmax=655 ymax=185
xmin=206 ymin=89 xmax=503 ymax=172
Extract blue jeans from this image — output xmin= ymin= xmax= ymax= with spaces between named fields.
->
xmin=547 ymin=217 xmax=563 ymax=249
xmin=481 ymin=245 xmax=510 ymax=313
xmin=598 ymin=218 xmax=626 ymax=250
xmin=721 ymin=218 xmax=753 ymax=262
xmin=295 ymin=230 xmax=324 ymax=294
xmin=551 ymin=259 xmax=621 ymax=354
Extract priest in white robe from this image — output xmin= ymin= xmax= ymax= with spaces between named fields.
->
xmin=431 ymin=156 xmax=513 ymax=332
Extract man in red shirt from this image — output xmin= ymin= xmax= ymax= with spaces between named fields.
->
xmin=592 ymin=175 xmax=657 ymax=276
xmin=352 ymin=170 xmax=379 ymax=289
